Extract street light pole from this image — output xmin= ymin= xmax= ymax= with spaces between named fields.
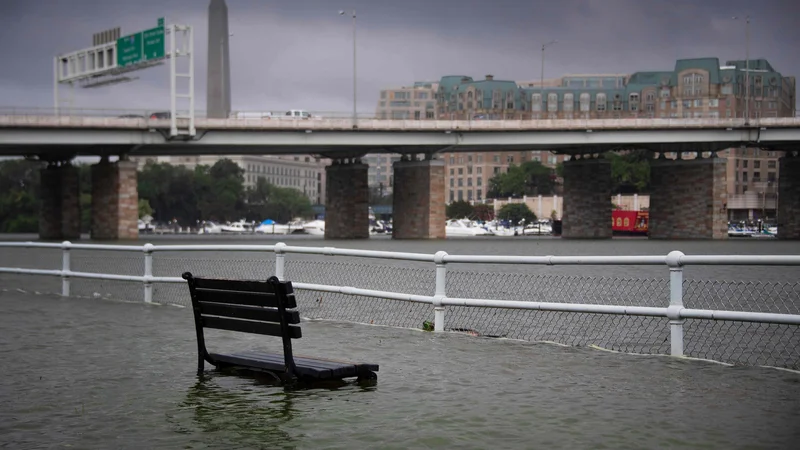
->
xmin=733 ymin=15 xmax=750 ymax=124
xmin=540 ymin=40 xmax=557 ymax=117
xmin=340 ymin=9 xmax=357 ymax=126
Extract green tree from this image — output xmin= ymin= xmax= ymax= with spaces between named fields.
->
xmin=497 ymin=203 xmax=536 ymax=225
xmin=246 ymin=178 xmax=313 ymax=223
xmin=0 ymin=159 xmax=43 ymax=233
xmin=487 ymin=161 xmax=556 ymax=198
xmin=138 ymin=161 xmax=200 ymax=224
xmin=446 ymin=200 xmax=474 ymax=219
xmin=605 ymin=150 xmax=652 ymax=193
xmin=195 ymin=159 xmax=245 ymax=222
xmin=138 ymin=199 xmax=154 ymax=218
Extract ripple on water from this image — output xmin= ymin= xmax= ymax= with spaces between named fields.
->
xmin=1 ymin=292 xmax=800 ymax=449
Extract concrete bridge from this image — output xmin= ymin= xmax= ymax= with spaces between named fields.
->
xmin=2 ymin=113 xmax=799 ymax=241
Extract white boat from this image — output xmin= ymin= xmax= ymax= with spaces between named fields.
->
xmin=220 ymin=222 xmax=248 ymax=233
xmin=197 ymin=221 xmax=223 ymax=234
xmin=254 ymin=219 xmax=303 ymax=235
xmin=522 ymin=220 xmax=553 ymax=236
xmin=303 ymin=220 xmax=325 ymax=236
xmin=445 ymin=219 xmax=491 ymax=237
xmin=482 ymin=220 xmax=518 ymax=236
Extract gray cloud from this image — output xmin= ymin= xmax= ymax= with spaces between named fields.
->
xmin=0 ymin=0 xmax=797 ymax=115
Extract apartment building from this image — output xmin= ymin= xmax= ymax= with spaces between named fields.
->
xmin=376 ymin=57 xmax=796 ymax=217
xmin=376 ymin=81 xmax=439 ymax=120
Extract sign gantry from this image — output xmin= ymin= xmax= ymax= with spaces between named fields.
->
xmin=54 ymin=17 xmax=194 ymax=137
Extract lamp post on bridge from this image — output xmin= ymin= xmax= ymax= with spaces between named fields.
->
xmin=540 ymin=40 xmax=557 ymax=117
xmin=732 ymin=15 xmax=750 ymax=125
xmin=339 ymin=9 xmax=357 ymax=127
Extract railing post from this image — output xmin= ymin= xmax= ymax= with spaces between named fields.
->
xmin=61 ymin=241 xmax=71 ymax=297
xmin=666 ymin=250 xmax=686 ymax=357
xmin=274 ymin=242 xmax=286 ymax=281
xmin=143 ymin=243 xmax=154 ymax=303
xmin=433 ymin=251 xmax=448 ymax=332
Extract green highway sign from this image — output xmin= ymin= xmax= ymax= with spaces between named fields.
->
xmin=117 ymin=32 xmax=142 ymax=67
xmin=142 ymin=26 xmax=165 ymax=60
xmin=116 ymin=18 xmax=165 ymax=67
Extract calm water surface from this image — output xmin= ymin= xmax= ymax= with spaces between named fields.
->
xmin=1 ymin=290 xmax=799 ymax=449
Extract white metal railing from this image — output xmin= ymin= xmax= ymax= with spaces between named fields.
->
xmin=1 ymin=241 xmax=799 ymax=364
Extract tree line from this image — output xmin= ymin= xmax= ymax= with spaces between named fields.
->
xmin=0 ymin=158 xmax=314 ymax=233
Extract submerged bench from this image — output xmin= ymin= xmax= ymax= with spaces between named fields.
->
xmin=182 ymin=272 xmax=379 ymax=383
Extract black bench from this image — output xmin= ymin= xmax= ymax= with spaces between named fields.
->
xmin=182 ymin=272 xmax=378 ymax=383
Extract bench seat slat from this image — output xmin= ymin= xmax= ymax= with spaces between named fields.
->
xmin=203 ymin=316 xmax=302 ymax=338
xmin=200 ymin=302 xmax=300 ymax=324
xmin=236 ymin=350 xmax=379 ymax=373
xmin=211 ymin=351 xmax=378 ymax=379
xmin=195 ymin=288 xmax=297 ymax=308
xmin=235 ymin=350 xmax=378 ymax=374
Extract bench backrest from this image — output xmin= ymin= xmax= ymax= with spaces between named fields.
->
xmin=182 ymin=272 xmax=300 ymax=376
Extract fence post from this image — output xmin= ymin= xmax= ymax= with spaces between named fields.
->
xmin=433 ymin=251 xmax=448 ymax=332
xmin=274 ymin=242 xmax=286 ymax=281
xmin=666 ymin=250 xmax=685 ymax=357
xmin=143 ymin=243 xmax=154 ymax=303
xmin=61 ymin=241 xmax=71 ymax=297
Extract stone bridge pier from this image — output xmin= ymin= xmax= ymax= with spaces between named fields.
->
xmin=649 ymin=154 xmax=727 ymax=239
xmin=391 ymin=155 xmax=445 ymax=239
xmin=778 ymin=152 xmax=800 ymax=240
xmin=561 ymin=156 xmax=612 ymax=239
xmin=325 ymin=158 xmax=370 ymax=239
xmin=91 ymin=157 xmax=139 ymax=240
xmin=39 ymin=161 xmax=81 ymax=240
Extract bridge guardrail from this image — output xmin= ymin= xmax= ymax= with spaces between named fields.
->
xmin=0 ymin=241 xmax=798 ymax=370
xmin=1 ymin=107 xmax=799 ymax=130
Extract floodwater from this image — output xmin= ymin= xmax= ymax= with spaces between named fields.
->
xmin=1 ymin=291 xmax=799 ymax=449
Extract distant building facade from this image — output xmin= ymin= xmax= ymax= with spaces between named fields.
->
xmin=375 ymin=57 xmax=796 ymax=219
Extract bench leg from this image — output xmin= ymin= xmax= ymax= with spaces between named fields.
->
xmin=357 ymin=371 xmax=377 ymax=381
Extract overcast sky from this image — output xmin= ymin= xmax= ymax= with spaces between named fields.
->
xmin=0 ymin=0 xmax=797 ymax=115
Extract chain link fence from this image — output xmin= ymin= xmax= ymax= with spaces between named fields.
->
xmin=444 ymin=271 xmax=670 ymax=354
xmin=1 ymin=246 xmax=798 ymax=370
xmin=284 ymin=260 xmax=434 ymax=330
xmin=683 ymin=280 xmax=800 ymax=369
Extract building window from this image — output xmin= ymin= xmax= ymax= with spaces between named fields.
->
xmin=596 ymin=93 xmax=607 ymax=111
xmin=531 ymin=93 xmax=542 ymax=111
xmin=629 ymin=93 xmax=639 ymax=111
xmin=579 ymin=93 xmax=590 ymax=112
xmin=645 ymin=92 xmax=655 ymax=102
xmin=754 ymin=160 xmax=761 ymax=169
xmin=721 ymin=85 xmax=732 ymax=95
xmin=547 ymin=93 xmax=558 ymax=112
xmin=563 ymin=93 xmax=574 ymax=111
xmin=708 ymin=99 xmax=719 ymax=107
xmin=768 ymin=160 xmax=776 ymax=169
